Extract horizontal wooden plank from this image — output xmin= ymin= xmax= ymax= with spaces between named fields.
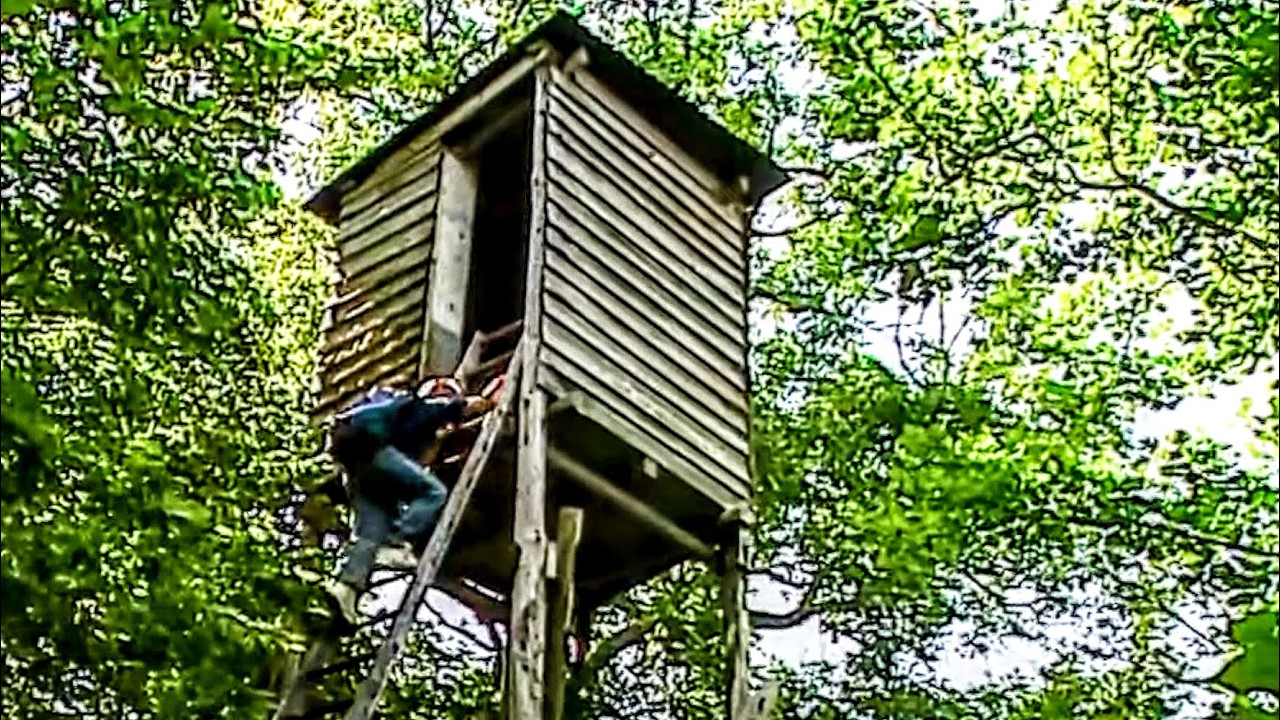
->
xmin=334 ymin=247 xmax=432 ymax=318
xmin=539 ymin=360 xmax=744 ymax=510
xmin=327 ymin=267 xmax=426 ymax=327
xmin=549 ymin=79 xmax=741 ymax=233
xmin=546 ymin=170 xmax=743 ymax=327
xmin=317 ymin=353 xmax=419 ymax=417
xmin=342 ymin=145 xmax=441 ymax=220
xmin=539 ymin=346 xmax=747 ymax=506
xmin=324 ymin=329 xmax=423 ymax=392
xmin=542 ymin=320 xmax=747 ymax=480
xmin=544 ymin=227 xmax=745 ymax=392
xmin=341 ymin=191 xmax=438 ymax=261
xmin=547 ymin=196 xmax=742 ymax=340
xmin=543 ymin=288 xmax=747 ymax=451
xmin=549 ymin=86 xmax=742 ymax=245
xmin=342 ymin=230 xmax=432 ymax=285
xmin=543 ymin=271 xmax=746 ymax=422
xmin=566 ymin=69 xmax=729 ymax=201
xmin=340 ymin=165 xmax=440 ymax=242
xmin=545 ymin=148 xmax=744 ymax=307
xmin=543 ymin=241 xmax=746 ymax=411
xmin=322 ymin=296 xmax=424 ymax=355
xmin=547 ymin=124 xmax=741 ymax=283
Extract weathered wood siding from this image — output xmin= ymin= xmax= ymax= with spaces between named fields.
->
xmin=538 ymin=69 xmax=751 ymax=508
xmin=315 ymin=143 xmax=442 ymax=417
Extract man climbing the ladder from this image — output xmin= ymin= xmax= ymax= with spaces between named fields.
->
xmin=324 ymin=378 xmax=494 ymax=624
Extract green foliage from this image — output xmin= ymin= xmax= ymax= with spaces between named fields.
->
xmin=3 ymin=0 xmax=1275 ymax=718
xmin=1218 ymin=611 xmax=1280 ymax=695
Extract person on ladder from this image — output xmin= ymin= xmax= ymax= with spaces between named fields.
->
xmin=324 ymin=378 xmax=493 ymax=625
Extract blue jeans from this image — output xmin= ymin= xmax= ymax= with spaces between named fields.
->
xmin=337 ymin=446 xmax=447 ymax=589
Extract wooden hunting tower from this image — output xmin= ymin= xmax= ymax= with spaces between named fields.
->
xmin=304 ymin=13 xmax=784 ymax=720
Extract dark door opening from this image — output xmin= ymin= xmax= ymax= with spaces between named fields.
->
xmin=463 ymin=105 xmax=532 ymax=344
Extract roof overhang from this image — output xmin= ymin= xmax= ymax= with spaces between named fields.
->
xmin=305 ymin=13 xmax=786 ymax=224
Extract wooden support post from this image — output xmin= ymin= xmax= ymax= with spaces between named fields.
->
xmin=721 ymin=521 xmax=750 ymax=720
xmin=546 ymin=507 xmax=584 ymax=720
xmin=421 ymin=149 xmax=477 ymax=378
xmin=509 ymin=59 xmax=554 ymax=720
xmin=508 ymin=383 xmax=549 ymax=720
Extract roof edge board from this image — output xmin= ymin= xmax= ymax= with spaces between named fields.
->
xmin=306 ymin=42 xmax=557 ymax=224
xmin=304 ymin=13 xmax=785 ymax=222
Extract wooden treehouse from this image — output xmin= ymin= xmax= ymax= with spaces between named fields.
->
xmin=288 ymin=13 xmax=785 ymax=720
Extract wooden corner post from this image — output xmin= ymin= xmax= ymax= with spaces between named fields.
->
xmin=721 ymin=517 xmax=751 ymax=720
xmin=508 ymin=59 xmax=554 ymax=720
xmin=546 ymin=507 xmax=584 ymax=720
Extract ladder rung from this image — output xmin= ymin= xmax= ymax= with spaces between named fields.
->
xmin=474 ymin=349 xmax=515 ymax=377
xmin=480 ymin=319 xmax=523 ymax=345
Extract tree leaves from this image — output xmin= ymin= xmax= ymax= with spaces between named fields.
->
xmin=1217 ymin=610 xmax=1280 ymax=696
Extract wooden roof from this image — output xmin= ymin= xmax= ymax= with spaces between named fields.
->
xmin=305 ymin=12 xmax=786 ymax=222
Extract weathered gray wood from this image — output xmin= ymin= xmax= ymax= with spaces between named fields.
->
xmin=546 ymin=123 xmax=741 ymax=283
xmin=508 ymin=63 xmax=554 ymax=720
xmin=538 ymin=357 xmax=744 ymax=509
xmin=340 ymin=187 xmax=438 ymax=259
xmin=547 ymin=193 xmax=743 ymax=337
xmin=540 ymin=291 xmax=745 ymax=462
xmin=454 ymin=101 xmax=529 ymax=159
xmin=544 ymin=140 xmax=744 ymax=306
xmin=569 ymin=68 xmax=731 ymax=201
xmin=548 ymin=449 xmax=714 ymax=561
xmin=721 ymin=522 xmax=750 ymax=720
xmin=326 ymin=329 xmax=423 ymax=389
xmin=327 ymin=44 xmax=555 ymax=207
xmin=340 ymin=167 xmax=441 ymax=242
xmin=341 ymin=145 xmax=441 ymax=218
xmin=422 ymin=150 xmax=478 ymax=377
xmin=546 ymin=195 xmax=745 ymax=356
xmin=548 ymin=76 xmax=741 ymax=233
xmin=322 ymin=280 xmax=427 ymax=352
xmin=509 ymin=384 xmax=549 ymax=720
xmin=544 ymin=226 xmax=748 ymax=399
xmin=548 ymin=94 xmax=742 ymax=270
xmin=542 ymin=308 xmax=748 ymax=464
xmin=546 ymin=506 xmax=584 ymax=720
xmin=344 ymin=348 xmax=522 ymax=720
xmin=540 ymin=273 xmax=746 ymax=441
xmin=341 ymin=231 xmax=433 ymax=285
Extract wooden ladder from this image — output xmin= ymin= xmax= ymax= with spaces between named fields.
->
xmin=273 ymin=345 xmax=523 ymax=720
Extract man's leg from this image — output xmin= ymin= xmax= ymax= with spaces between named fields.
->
xmin=369 ymin=446 xmax=448 ymax=545
xmin=335 ymin=492 xmax=393 ymax=591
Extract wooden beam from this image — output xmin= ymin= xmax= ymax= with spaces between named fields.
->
xmin=721 ymin=521 xmax=750 ymax=720
xmin=325 ymin=43 xmax=556 ymax=215
xmin=509 ymin=384 xmax=549 ymax=720
xmin=421 ymin=149 xmax=476 ymax=377
xmin=508 ymin=63 xmax=553 ymax=720
xmin=546 ymin=507 xmax=584 ymax=720
xmin=343 ymin=349 xmax=523 ymax=720
xmin=547 ymin=447 xmax=715 ymax=562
